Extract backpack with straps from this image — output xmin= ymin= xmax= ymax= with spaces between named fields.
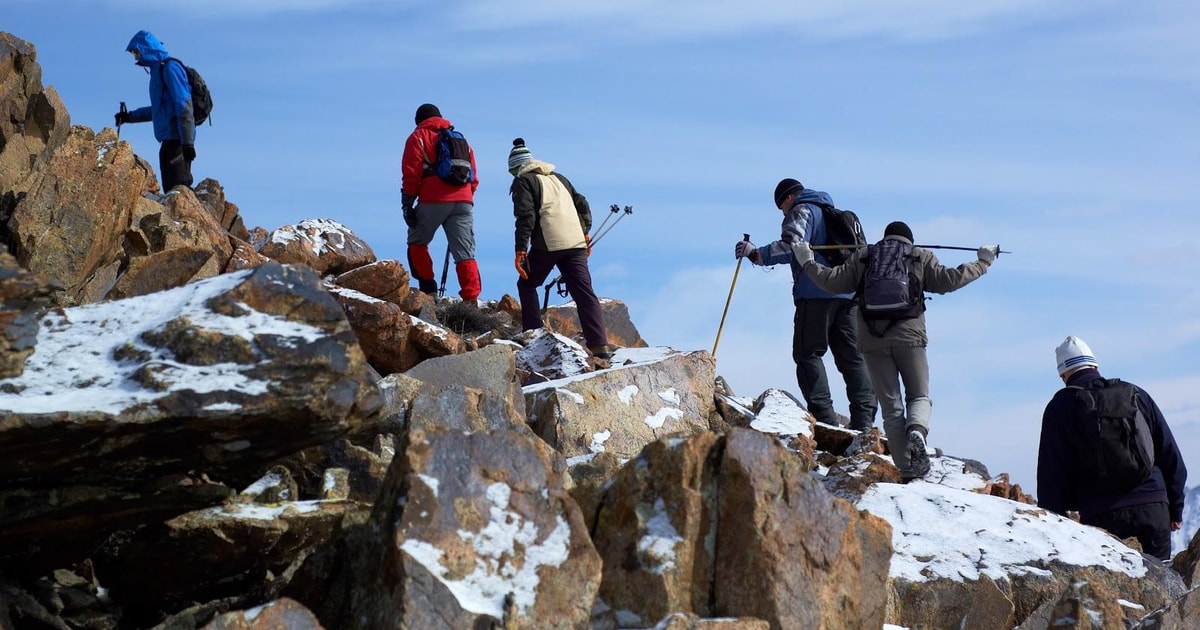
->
xmin=812 ymin=202 xmax=867 ymax=266
xmin=1069 ymin=378 xmax=1156 ymax=493
xmin=424 ymin=126 xmax=473 ymax=186
xmin=162 ymin=57 xmax=212 ymax=125
xmin=857 ymin=238 xmax=924 ymax=336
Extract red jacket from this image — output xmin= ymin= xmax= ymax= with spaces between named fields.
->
xmin=400 ymin=116 xmax=479 ymax=204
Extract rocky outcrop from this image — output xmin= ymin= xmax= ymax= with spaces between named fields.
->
xmin=0 ymin=262 xmax=381 ymax=572
xmin=0 ymin=252 xmax=58 ymax=378
xmin=542 ymin=298 xmax=649 ymax=349
xmin=524 ymin=348 xmax=715 ymax=460
xmin=0 ymin=33 xmax=69 ymax=195
xmin=257 ymin=219 xmax=376 ymax=275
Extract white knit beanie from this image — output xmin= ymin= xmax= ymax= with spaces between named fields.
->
xmin=1055 ymin=336 xmax=1099 ymax=376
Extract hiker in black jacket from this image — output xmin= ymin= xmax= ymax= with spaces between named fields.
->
xmin=1037 ymin=336 xmax=1187 ymax=560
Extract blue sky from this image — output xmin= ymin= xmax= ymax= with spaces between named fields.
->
xmin=7 ymin=1 xmax=1199 ymax=496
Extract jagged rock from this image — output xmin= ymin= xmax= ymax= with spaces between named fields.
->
xmin=542 ymin=298 xmax=648 ymax=349
xmin=257 ymin=218 xmax=376 ymax=275
xmin=863 ymin=481 xmax=1186 ymax=629
xmin=97 ymin=499 xmax=366 ymax=621
xmin=594 ymin=432 xmax=721 ymax=625
xmin=646 ymin=612 xmax=770 ymax=629
xmin=714 ymin=429 xmax=892 ymax=630
xmin=5 ymin=126 xmax=155 ymax=306
xmin=193 ymin=178 xmax=250 ymax=240
xmin=333 ymin=259 xmax=411 ymax=305
xmin=713 ymin=391 xmax=754 ymax=429
xmin=326 ymin=428 xmax=601 ymax=630
xmin=1171 ymin=526 xmax=1200 ymax=587
xmin=327 ymin=284 xmax=418 ymax=374
xmin=201 ymin=597 xmax=326 ymax=629
xmin=821 ymin=453 xmax=902 ymax=502
xmin=406 ymin=313 xmax=466 ymax=358
xmin=403 ymin=343 xmax=527 ymax=421
xmin=226 ymin=236 xmax=271 ymax=272
xmin=524 ymin=348 xmax=715 ymax=460
xmin=235 ymin=466 xmax=300 ymax=504
xmin=0 ymin=252 xmax=59 ymax=378
xmin=0 ymin=33 xmax=70 ymax=195
xmin=567 ymin=451 xmax=626 ymax=531
xmin=0 ymin=262 xmax=381 ymax=571
xmin=515 ymin=328 xmax=591 ymax=381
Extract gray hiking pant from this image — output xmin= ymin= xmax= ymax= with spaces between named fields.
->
xmin=863 ymin=344 xmax=931 ymax=476
xmin=407 ymin=201 xmax=476 ymax=262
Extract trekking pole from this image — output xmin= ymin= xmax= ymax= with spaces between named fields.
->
xmin=540 ymin=204 xmax=633 ymax=313
xmin=117 ymin=102 xmax=127 ymax=138
xmin=712 ymin=233 xmax=749 ymax=359
xmin=592 ymin=205 xmax=633 ymax=245
xmin=437 ymin=247 xmax=451 ymax=298
xmin=811 ymin=244 xmax=1012 ymax=256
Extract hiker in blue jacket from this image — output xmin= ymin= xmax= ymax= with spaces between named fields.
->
xmin=115 ymin=30 xmax=196 ymax=191
xmin=733 ymin=179 xmax=876 ymax=431
xmin=1037 ymin=336 xmax=1187 ymax=560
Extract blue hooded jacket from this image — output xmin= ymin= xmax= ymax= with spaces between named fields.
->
xmin=125 ymin=31 xmax=195 ymax=146
xmin=756 ymin=189 xmax=854 ymax=300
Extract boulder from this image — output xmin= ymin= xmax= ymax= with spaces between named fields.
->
xmin=257 ymin=218 xmax=376 ymax=275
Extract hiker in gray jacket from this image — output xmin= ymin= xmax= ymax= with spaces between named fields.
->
xmin=792 ymin=221 xmax=999 ymax=481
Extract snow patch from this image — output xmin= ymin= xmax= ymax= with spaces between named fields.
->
xmin=645 ymin=407 xmax=684 ymax=429
xmin=618 ymin=385 xmax=639 ymax=405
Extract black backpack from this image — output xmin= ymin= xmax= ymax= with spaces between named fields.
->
xmin=424 ymin=126 xmax=473 ymax=186
xmin=812 ymin=202 xmax=867 ymax=266
xmin=1069 ymin=378 xmax=1156 ymax=493
xmin=162 ymin=57 xmax=213 ymax=125
xmin=857 ymin=238 xmax=924 ymax=337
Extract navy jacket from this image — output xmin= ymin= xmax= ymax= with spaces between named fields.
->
xmin=755 ymin=189 xmax=853 ymax=301
xmin=1037 ymin=368 xmax=1187 ymax=523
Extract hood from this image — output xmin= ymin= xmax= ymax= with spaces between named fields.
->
xmin=795 ymin=188 xmax=833 ymax=207
xmin=416 ymin=116 xmax=453 ymax=131
xmin=515 ymin=159 xmax=555 ymax=177
xmin=126 ymin=30 xmax=169 ymax=66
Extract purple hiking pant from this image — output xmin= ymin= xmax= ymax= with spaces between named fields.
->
xmin=517 ymin=248 xmax=608 ymax=347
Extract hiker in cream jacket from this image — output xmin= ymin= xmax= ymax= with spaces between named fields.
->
xmin=508 ymin=138 xmax=611 ymax=359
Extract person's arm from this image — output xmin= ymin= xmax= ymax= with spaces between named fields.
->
xmin=801 ymin=246 xmax=863 ymax=294
xmin=1140 ymin=387 xmax=1188 ymax=524
xmin=400 ymin=131 xmax=426 ymax=198
xmin=758 ymin=202 xmax=814 ymax=265
xmin=1036 ymin=392 xmax=1076 ymax=516
xmin=918 ymin=250 xmax=989 ymax=294
xmin=511 ymin=174 xmax=538 ymax=252
xmin=127 ymin=106 xmax=152 ymax=123
xmin=468 ymin=143 xmax=480 ymax=195
xmin=163 ymin=60 xmax=195 ymax=147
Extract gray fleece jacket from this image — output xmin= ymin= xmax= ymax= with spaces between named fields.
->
xmin=803 ymin=234 xmax=991 ymax=352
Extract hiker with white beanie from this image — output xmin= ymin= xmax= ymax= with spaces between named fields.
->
xmin=1037 ymin=335 xmax=1187 ymax=560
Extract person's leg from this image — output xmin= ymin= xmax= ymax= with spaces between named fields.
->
xmin=828 ymin=301 xmax=876 ymax=430
xmin=555 ymin=249 xmax=609 ymax=348
xmin=864 ymin=347 xmax=908 ymax=473
xmin=1086 ymin=503 xmax=1172 ymax=561
xmin=442 ymin=202 xmax=480 ymax=300
xmin=158 ymin=140 xmax=192 ymax=191
xmin=893 ymin=345 xmax=932 ymax=478
xmin=407 ymin=202 xmax=453 ymax=295
xmin=793 ymin=299 xmax=836 ymax=425
xmin=516 ymin=249 xmax=559 ymax=331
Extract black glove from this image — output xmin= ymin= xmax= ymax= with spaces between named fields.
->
xmin=402 ymin=193 xmax=418 ymax=228
xmin=114 ymin=111 xmax=131 ymax=126
xmin=181 ymin=145 xmax=196 ymax=161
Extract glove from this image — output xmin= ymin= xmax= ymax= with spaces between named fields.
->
xmin=977 ymin=245 xmax=1000 ymax=263
xmin=734 ymin=240 xmax=757 ymax=260
xmin=585 ymin=234 xmax=592 ymax=257
xmin=514 ymin=251 xmax=529 ymax=280
xmin=791 ymin=240 xmax=815 ymax=268
xmin=114 ymin=111 xmax=131 ymax=126
xmin=402 ymin=193 xmax=418 ymax=228
xmin=181 ymin=145 xmax=196 ymax=161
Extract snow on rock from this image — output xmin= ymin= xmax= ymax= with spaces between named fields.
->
xmin=749 ymin=388 xmax=813 ymax=438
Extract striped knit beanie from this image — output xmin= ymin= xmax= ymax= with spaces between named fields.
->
xmin=508 ymin=138 xmax=533 ymax=175
xmin=1055 ymin=336 xmax=1099 ymax=376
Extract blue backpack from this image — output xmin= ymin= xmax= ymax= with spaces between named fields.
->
xmin=425 ymin=126 xmax=473 ymax=186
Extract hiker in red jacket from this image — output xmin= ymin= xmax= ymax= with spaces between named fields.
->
xmin=400 ymin=103 xmax=481 ymax=301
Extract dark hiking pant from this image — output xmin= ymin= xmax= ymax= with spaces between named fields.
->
xmin=1085 ymin=502 xmax=1172 ymax=560
xmin=517 ymin=248 xmax=607 ymax=347
xmin=793 ymin=298 xmax=876 ymax=428
xmin=159 ymin=139 xmax=193 ymax=191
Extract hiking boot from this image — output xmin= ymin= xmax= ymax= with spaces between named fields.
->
xmin=418 ymin=278 xmax=438 ymax=296
xmin=907 ymin=430 xmax=931 ymax=478
xmin=588 ymin=344 xmax=615 ymax=360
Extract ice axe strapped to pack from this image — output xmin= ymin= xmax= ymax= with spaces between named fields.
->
xmin=540 ymin=204 xmax=632 ymax=311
